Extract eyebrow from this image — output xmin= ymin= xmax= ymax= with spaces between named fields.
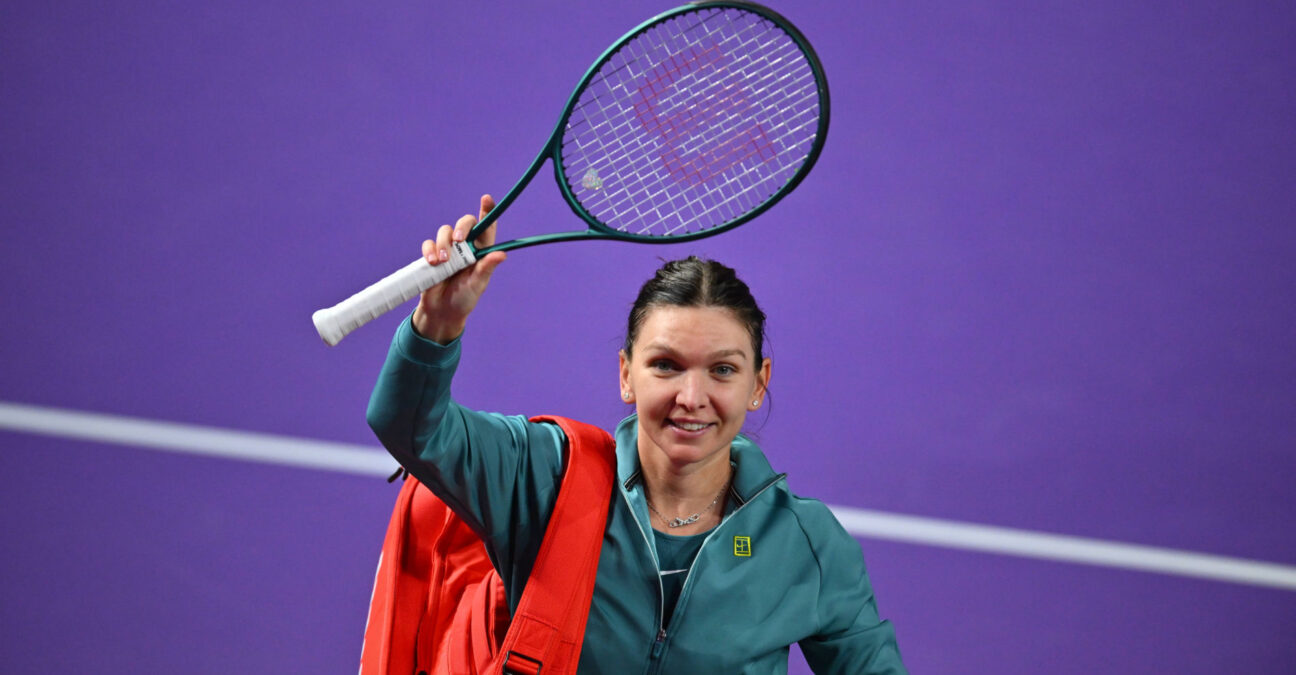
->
xmin=642 ymin=344 xmax=748 ymax=360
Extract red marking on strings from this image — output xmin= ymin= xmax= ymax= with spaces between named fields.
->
xmin=660 ymin=124 xmax=774 ymax=186
xmin=632 ymin=46 xmax=726 ymax=135
xmin=632 ymin=45 xmax=774 ymax=186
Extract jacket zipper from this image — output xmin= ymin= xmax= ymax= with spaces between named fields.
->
xmin=626 ymin=476 xmax=784 ymax=674
xmin=651 ymin=628 xmax=668 ymax=659
xmin=671 ymin=478 xmax=781 ymax=619
xmin=619 ymin=486 xmax=669 ymax=674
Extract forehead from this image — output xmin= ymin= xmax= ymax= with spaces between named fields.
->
xmin=633 ymin=305 xmax=751 ymax=355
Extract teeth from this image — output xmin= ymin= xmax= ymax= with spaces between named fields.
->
xmin=675 ymin=422 xmax=708 ymax=431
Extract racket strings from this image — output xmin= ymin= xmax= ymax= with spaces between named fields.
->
xmin=576 ymin=15 xmax=786 ymax=200
xmin=582 ymin=12 xmax=800 ymax=224
xmin=560 ymin=6 xmax=822 ymax=239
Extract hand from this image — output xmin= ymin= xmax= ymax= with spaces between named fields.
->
xmin=411 ymin=194 xmax=508 ymax=342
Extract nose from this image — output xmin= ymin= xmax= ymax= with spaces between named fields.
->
xmin=676 ymin=370 xmax=708 ymax=410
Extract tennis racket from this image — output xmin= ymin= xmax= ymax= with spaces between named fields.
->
xmin=313 ymin=0 xmax=830 ymax=346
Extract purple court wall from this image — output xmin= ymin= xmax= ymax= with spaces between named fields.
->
xmin=2 ymin=1 xmax=1293 ymax=672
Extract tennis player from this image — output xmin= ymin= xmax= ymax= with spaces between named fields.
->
xmin=366 ymin=196 xmax=907 ymax=673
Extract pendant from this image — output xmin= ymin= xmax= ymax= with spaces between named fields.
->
xmin=668 ymin=514 xmax=700 ymax=528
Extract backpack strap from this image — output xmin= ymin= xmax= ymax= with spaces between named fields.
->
xmin=491 ymin=415 xmax=616 ymax=675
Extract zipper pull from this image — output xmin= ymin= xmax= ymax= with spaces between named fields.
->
xmin=651 ymin=628 xmax=667 ymax=659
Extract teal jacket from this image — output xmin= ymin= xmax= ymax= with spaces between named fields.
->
xmin=366 ymin=319 xmax=907 ymax=674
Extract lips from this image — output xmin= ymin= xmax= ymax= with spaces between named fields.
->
xmin=668 ymin=420 xmax=713 ymax=433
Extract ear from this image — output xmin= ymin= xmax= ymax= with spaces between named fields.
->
xmin=618 ymin=349 xmax=635 ymax=403
xmin=748 ymin=357 xmax=772 ymax=411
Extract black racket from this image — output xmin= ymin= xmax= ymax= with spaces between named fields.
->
xmin=313 ymin=1 xmax=830 ymax=346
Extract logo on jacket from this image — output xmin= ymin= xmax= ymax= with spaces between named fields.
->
xmin=733 ymin=536 xmax=752 ymax=557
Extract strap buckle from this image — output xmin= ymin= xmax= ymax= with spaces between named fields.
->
xmin=502 ymin=650 xmax=542 ymax=675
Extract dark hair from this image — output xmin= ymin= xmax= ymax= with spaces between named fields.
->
xmin=624 ymin=256 xmax=767 ymax=367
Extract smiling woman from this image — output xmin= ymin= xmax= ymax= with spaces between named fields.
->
xmin=618 ymin=261 xmax=772 ymax=534
xmin=364 ymin=196 xmax=907 ymax=673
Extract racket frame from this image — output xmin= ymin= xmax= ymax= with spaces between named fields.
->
xmin=464 ymin=0 xmax=831 ymax=255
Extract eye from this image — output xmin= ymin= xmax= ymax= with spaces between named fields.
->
xmin=649 ymin=358 xmax=679 ymax=373
xmin=712 ymin=364 xmax=737 ymax=377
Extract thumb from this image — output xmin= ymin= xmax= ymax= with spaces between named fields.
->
xmin=472 ymin=251 xmax=507 ymax=284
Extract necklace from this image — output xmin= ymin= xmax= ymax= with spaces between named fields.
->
xmin=646 ymin=475 xmax=731 ymax=528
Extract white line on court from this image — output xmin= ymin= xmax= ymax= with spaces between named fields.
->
xmin=832 ymin=507 xmax=1296 ymax=591
xmin=0 ymin=401 xmax=393 ymax=477
xmin=3 ymin=400 xmax=1295 ymax=591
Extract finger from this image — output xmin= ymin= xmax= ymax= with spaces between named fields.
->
xmin=452 ymin=213 xmax=477 ymax=245
xmin=470 ymin=251 xmax=507 ymax=286
xmin=422 ymin=238 xmax=436 ymax=263
xmin=432 ymin=224 xmax=454 ymax=263
xmin=476 ymin=194 xmax=498 ymax=248
xmin=476 ymin=251 xmax=506 ymax=275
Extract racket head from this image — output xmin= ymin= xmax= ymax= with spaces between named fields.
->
xmin=549 ymin=1 xmax=830 ymax=244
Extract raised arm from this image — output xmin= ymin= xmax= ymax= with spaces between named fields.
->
xmin=366 ymin=195 xmax=566 ymax=607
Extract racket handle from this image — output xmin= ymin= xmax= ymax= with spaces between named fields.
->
xmin=312 ymin=241 xmax=477 ymax=346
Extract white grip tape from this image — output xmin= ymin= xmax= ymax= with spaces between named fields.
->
xmin=312 ymin=241 xmax=477 ymax=346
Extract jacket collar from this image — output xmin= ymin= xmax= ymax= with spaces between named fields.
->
xmin=613 ymin=414 xmax=783 ymax=505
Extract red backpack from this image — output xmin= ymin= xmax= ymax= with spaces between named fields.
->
xmin=360 ymin=416 xmax=616 ymax=675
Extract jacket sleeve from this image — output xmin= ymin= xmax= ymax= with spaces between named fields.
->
xmin=364 ymin=316 xmax=566 ymax=606
xmin=798 ymin=505 xmax=908 ymax=674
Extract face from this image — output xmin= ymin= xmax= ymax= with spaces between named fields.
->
xmin=619 ymin=305 xmax=771 ymax=472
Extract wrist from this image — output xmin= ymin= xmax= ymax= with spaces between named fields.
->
xmin=411 ymin=307 xmax=466 ymax=344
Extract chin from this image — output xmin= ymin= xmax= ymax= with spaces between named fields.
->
xmin=657 ymin=438 xmax=730 ymax=467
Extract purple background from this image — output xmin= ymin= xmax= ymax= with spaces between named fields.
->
xmin=3 ymin=1 xmax=1294 ymax=672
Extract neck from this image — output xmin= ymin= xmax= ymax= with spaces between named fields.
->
xmin=641 ymin=445 xmax=730 ymax=496
xmin=640 ymin=451 xmax=732 ymax=532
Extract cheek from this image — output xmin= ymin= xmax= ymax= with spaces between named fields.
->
xmin=729 ymin=379 xmax=757 ymax=403
xmin=723 ymin=398 xmax=750 ymax=419
xmin=630 ymin=380 xmax=664 ymax=409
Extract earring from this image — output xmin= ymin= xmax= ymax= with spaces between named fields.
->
xmin=752 ymin=400 xmax=760 ymax=407
xmin=622 ymin=391 xmax=630 ymax=400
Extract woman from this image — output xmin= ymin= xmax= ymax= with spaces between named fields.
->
xmin=367 ymin=195 xmax=907 ymax=674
